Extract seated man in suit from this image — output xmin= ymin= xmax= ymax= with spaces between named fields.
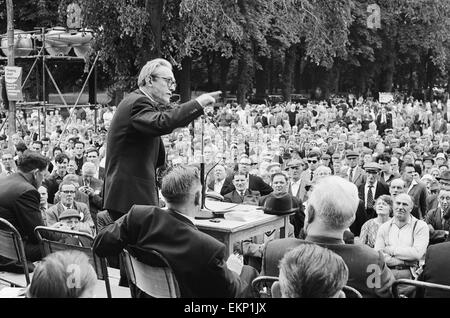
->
xmin=221 ymin=157 xmax=273 ymax=196
xmin=271 ymin=242 xmax=349 ymax=298
xmin=46 ymin=181 xmax=94 ymax=236
xmin=93 ymin=166 xmax=258 ymax=298
xmin=261 ymin=176 xmax=395 ymax=298
xmin=0 ymin=151 xmax=49 ymax=266
xmin=358 ymin=162 xmax=390 ymax=220
xmin=223 ymin=172 xmax=261 ymax=205
xmin=207 ymin=164 xmax=227 ymax=195
xmin=424 ymin=188 xmax=450 ymax=244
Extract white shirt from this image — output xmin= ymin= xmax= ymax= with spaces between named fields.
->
xmin=375 ymin=216 xmax=429 ymax=262
xmin=290 ymin=179 xmax=302 ymax=197
xmin=214 ymin=179 xmax=225 ymax=194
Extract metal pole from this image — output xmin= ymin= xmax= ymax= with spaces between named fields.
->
xmin=6 ymin=0 xmax=16 ymax=150
xmin=42 ymin=27 xmax=46 ymax=138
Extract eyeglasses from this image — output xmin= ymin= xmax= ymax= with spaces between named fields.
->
xmin=307 ymin=160 xmax=318 ymax=164
xmin=2 ymin=157 xmax=13 ymax=161
xmin=152 ymin=75 xmax=176 ymax=89
xmin=61 ymin=190 xmax=76 ymax=194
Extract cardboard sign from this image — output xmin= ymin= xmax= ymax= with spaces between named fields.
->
xmin=379 ymin=92 xmax=393 ymax=103
xmin=4 ymin=66 xmax=23 ymax=101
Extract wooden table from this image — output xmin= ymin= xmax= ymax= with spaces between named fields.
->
xmin=194 ymin=201 xmax=292 ymax=257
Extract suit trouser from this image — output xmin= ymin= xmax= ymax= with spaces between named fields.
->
xmin=104 ymin=209 xmax=128 ymax=287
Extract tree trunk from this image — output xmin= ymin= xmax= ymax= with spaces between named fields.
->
xmin=236 ymin=53 xmax=249 ymax=106
xmin=268 ymin=57 xmax=274 ymax=94
xmin=255 ymin=56 xmax=267 ymax=99
xmin=206 ymin=51 xmax=216 ymax=91
xmin=145 ymin=0 xmax=164 ymax=58
xmin=219 ymin=56 xmax=231 ymax=100
xmin=408 ymin=64 xmax=414 ymax=95
xmin=282 ymin=45 xmax=297 ymax=102
xmin=179 ymin=56 xmax=191 ymax=103
xmin=383 ymin=54 xmax=395 ymax=92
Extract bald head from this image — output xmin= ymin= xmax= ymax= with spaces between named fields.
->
xmin=390 ymin=178 xmax=405 ymax=196
xmin=393 ymin=193 xmax=413 ymax=222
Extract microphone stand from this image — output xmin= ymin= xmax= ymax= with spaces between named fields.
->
xmin=200 ymin=115 xmax=206 ymax=209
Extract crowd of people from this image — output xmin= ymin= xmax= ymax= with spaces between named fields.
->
xmin=2 ymin=56 xmax=450 ymax=298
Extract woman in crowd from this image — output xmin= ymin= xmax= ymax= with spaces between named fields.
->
xmin=358 ymin=195 xmax=392 ymax=248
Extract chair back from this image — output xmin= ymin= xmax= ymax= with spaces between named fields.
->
xmin=393 ymin=278 xmax=450 ymax=298
xmin=34 ymin=226 xmax=111 ymax=298
xmin=0 ymin=217 xmax=31 ymax=285
xmin=121 ymin=247 xmax=180 ymax=298
xmin=342 ymin=285 xmax=363 ymax=298
xmin=251 ymin=276 xmax=279 ymax=298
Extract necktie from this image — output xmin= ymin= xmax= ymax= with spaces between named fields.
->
xmin=310 ymin=171 xmax=314 ymax=181
xmin=349 ymin=168 xmax=354 ymax=182
xmin=367 ymin=186 xmax=374 ymax=209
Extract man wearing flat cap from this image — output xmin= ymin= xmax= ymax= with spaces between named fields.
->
xmin=358 ymin=163 xmax=390 ymax=219
xmin=346 ymin=150 xmax=366 ymax=188
xmin=285 ymin=159 xmax=308 ymax=202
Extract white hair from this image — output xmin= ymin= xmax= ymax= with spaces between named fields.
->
xmin=137 ymin=58 xmax=172 ymax=88
xmin=308 ymin=176 xmax=358 ymax=230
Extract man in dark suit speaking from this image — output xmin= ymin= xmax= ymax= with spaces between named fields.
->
xmin=103 ymin=58 xmax=221 ymax=220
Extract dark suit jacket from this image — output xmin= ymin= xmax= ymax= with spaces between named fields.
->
xmin=223 ymin=189 xmax=261 ymax=205
xmin=98 ymin=166 xmax=105 ymax=181
xmin=358 ymin=182 xmax=390 ymax=219
xmin=407 ymin=181 xmax=428 ymax=219
xmin=0 ymin=172 xmax=44 ymax=262
xmin=93 ymin=206 xmax=253 ymax=298
xmin=261 ymin=236 xmax=395 ymax=298
xmin=221 ymin=174 xmax=273 ymax=196
xmin=376 ymin=113 xmax=393 ymax=135
xmin=420 ymin=242 xmax=450 ymax=297
xmin=103 ymin=90 xmax=204 ymax=214
xmin=424 ymin=207 xmax=450 ymax=244
xmin=426 ymin=194 xmax=438 ymax=212
xmin=350 ymin=199 xmax=369 ymax=237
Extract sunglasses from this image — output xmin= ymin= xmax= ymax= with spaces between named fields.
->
xmin=307 ymin=160 xmax=318 ymax=164
xmin=61 ymin=190 xmax=76 ymax=194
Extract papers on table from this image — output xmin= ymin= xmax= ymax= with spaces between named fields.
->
xmin=224 ymin=211 xmax=264 ymax=222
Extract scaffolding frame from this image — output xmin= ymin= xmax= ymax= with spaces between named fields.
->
xmin=0 ymin=27 xmax=101 ymax=139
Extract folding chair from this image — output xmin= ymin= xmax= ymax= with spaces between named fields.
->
xmin=392 ymin=278 xmax=450 ymax=298
xmin=342 ymin=285 xmax=363 ymax=298
xmin=34 ymin=226 xmax=112 ymax=298
xmin=121 ymin=247 xmax=180 ymax=298
xmin=251 ymin=275 xmax=279 ymax=298
xmin=0 ymin=218 xmax=31 ymax=286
